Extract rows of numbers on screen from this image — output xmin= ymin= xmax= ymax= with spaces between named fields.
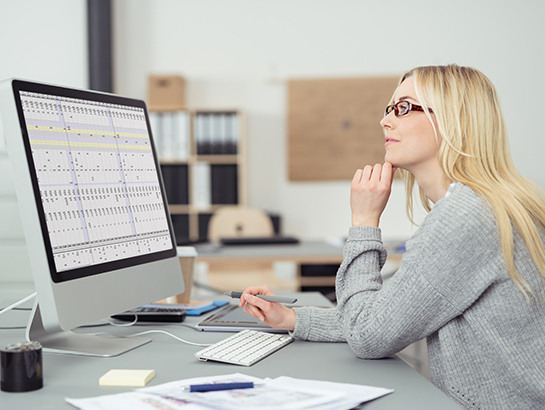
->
xmin=20 ymin=91 xmax=172 ymax=271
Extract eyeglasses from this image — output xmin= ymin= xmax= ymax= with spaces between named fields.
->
xmin=384 ymin=101 xmax=432 ymax=117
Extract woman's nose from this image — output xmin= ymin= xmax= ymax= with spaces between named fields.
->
xmin=380 ymin=114 xmax=393 ymax=130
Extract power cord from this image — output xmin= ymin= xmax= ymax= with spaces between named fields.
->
xmin=0 ymin=292 xmax=37 ymax=330
xmin=85 ymin=326 xmax=212 ymax=347
xmin=126 ymin=329 xmax=212 ymax=347
xmin=102 ymin=314 xmax=212 ymax=346
xmin=0 ymin=292 xmax=37 ymax=317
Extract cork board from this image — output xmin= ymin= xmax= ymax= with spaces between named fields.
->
xmin=288 ymin=76 xmax=400 ymax=181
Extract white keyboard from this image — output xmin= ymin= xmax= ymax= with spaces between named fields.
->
xmin=195 ymin=329 xmax=294 ymax=366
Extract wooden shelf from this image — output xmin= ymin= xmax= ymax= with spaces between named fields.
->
xmin=151 ymin=109 xmax=246 ymax=242
xmin=195 ymin=155 xmax=238 ymax=164
xmin=168 ymin=204 xmax=190 ymax=214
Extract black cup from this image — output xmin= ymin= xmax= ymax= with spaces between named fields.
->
xmin=1 ymin=341 xmax=43 ymax=392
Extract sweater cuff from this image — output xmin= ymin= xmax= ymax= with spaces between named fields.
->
xmin=291 ymin=307 xmax=311 ymax=340
xmin=347 ymin=225 xmax=382 ymax=242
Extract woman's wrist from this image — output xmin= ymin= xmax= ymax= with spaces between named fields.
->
xmin=352 ymin=216 xmax=380 ymax=227
xmin=284 ymin=308 xmax=297 ymax=331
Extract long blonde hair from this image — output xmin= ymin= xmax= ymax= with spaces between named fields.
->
xmin=396 ymin=64 xmax=545 ymax=299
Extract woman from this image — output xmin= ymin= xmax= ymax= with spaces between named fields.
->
xmin=241 ymin=65 xmax=545 ymax=409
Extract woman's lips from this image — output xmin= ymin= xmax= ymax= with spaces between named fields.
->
xmin=385 ymin=137 xmax=399 ymax=146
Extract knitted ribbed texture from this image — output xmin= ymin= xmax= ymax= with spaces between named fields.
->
xmin=293 ymin=183 xmax=545 ymax=409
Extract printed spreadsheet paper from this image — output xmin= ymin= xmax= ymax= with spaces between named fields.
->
xmin=65 ymin=372 xmax=393 ymax=410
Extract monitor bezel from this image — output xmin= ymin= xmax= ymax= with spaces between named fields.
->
xmin=10 ymin=79 xmax=177 ymax=284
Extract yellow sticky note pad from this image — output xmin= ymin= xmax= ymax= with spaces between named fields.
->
xmin=99 ymin=369 xmax=155 ymax=387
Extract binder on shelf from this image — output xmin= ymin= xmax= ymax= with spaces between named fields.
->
xmin=211 ymin=164 xmax=238 ymax=204
xmin=198 ymin=213 xmax=214 ymax=241
xmin=226 ymin=112 xmax=239 ymax=155
xmin=219 ymin=113 xmax=229 ymax=155
xmin=195 ymin=112 xmax=239 ymax=156
xmin=160 ymin=164 xmax=188 ymax=205
xmin=195 ymin=113 xmax=211 ymax=155
xmin=173 ymin=110 xmax=190 ymax=161
xmin=193 ymin=162 xmax=211 ymax=209
xmin=149 ymin=111 xmax=190 ymax=161
xmin=174 ymin=165 xmax=189 ymax=204
xmin=160 ymin=165 xmax=177 ymax=204
xmin=210 ymin=113 xmax=222 ymax=155
xmin=194 ymin=113 xmax=201 ymax=155
xmin=161 ymin=112 xmax=175 ymax=161
xmin=170 ymin=214 xmax=190 ymax=245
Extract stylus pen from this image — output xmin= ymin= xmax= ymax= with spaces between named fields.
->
xmin=224 ymin=291 xmax=298 ymax=304
xmin=182 ymin=382 xmax=255 ymax=392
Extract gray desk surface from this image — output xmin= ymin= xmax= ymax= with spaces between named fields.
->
xmin=191 ymin=240 xmax=404 ymax=265
xmin=192 ymin=240 xmax=345 ymax=261
xmin=0 ymin=285 xmax=460 ymax=409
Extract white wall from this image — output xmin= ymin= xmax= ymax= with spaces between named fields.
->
xmin=0 ymin=0 xmax=87 ymax=282
xmin=113 ymin=0 xmax=545 ymax=241
xmin=0 ymin=0 xmax=87 ymax=88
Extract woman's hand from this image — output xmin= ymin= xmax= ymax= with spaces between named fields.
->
xmin=350 ymin=162 xmax=396 ymax=227
xmin=239 ymin=285 xmax=296 ymax=331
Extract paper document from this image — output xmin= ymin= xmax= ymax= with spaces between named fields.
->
xmin=266 ymin=376 xmax=394 ymax=410
xmin=66 ymin=372 xmax=393 ymax=410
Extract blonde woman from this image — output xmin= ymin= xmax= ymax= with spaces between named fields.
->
xmin=241 ymin=65 xmax=545 ymax=409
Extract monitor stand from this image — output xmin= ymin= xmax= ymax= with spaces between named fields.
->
xmin=25 ymin=301 xmax=151 ymax=357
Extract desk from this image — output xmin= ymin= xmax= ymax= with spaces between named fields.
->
xmin=194 ymin=240 xmax=345 ymax=265
xmin=0 ymin=285 xmax=460 ymax=409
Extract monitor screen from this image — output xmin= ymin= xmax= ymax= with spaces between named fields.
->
xmin=18 ymin=86 xmax=175 ymax=281
xmin=0 ymin=79 xmax=187 ymax=356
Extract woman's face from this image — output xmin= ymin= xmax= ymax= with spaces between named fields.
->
xmin=380 ymin=77 xmax=441 ymax=174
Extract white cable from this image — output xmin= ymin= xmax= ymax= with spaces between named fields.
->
xmin=0 ymin=292 xmax=37 ymax=317
xmin=127 ymin=329 xmax=212 ymax=347
xmin=84 ymin=327 xmax=212 ymax=347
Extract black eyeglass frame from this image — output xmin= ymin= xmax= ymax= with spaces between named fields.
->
xmin=384 ymin=101 xmax=433 ymax=117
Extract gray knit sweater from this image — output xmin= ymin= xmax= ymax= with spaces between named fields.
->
xmin=293 ymin=183 xmax=545 ymax=409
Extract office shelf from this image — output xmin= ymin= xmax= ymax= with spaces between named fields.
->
xmin=149 ymin=109 xmax=246 ymax=244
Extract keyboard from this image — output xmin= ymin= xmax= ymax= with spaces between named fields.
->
xmin=195 ymin=329 xmax=294 ymax=366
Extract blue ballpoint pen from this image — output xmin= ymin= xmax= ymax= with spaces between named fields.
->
xmin=183 ymin=382 xmax=256 ymax=392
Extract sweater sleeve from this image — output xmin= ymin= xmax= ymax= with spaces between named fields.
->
xmin=290 ymin=227 xmax=387 ymax=342
xmin=292 ymin=306 xmax=345 ymax=342
xmin=335 ymin=186 xmax=501 ymax=359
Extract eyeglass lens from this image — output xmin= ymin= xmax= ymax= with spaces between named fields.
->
xmin=385 ymin=101 xmax=410 ymax=116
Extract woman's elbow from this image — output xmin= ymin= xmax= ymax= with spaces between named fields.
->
xmin=346 ymin=335 xmax=399 ymax=359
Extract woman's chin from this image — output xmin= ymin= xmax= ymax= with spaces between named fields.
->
xmin=384 ymin=155 xmax=396 ymax=167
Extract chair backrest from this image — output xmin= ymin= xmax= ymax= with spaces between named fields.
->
xmin=208 ymin=206 xmax=274 ymax=241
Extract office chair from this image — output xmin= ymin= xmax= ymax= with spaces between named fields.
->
xmin=207 ymin=206 xmax=274 ymax=241
xmin=204 ymin=206 xmax=296 ymax=292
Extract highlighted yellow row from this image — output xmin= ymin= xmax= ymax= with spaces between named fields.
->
xmin=27 ymin=124 xmax=148 ymax=139
xmin=30 ymin=139 xmax=151 ymax=150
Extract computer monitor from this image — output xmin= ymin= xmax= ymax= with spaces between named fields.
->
xmin=0 ymin=78 xmax=186 ymax=357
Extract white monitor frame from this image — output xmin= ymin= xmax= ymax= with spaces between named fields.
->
xmin=0 ymin=78 xmax=187 ymax=356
